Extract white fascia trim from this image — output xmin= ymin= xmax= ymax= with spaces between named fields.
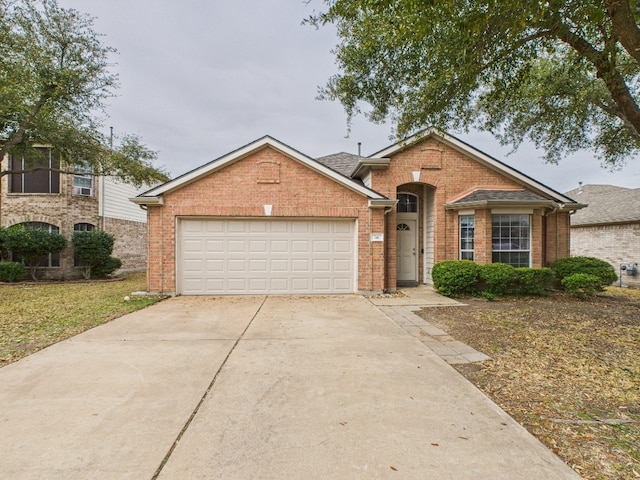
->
xmin=130 ymin=196 xmax=163 ymax=206
xmin=370 ymin=128 xmax=577 ymax=205
xmin=351 ymin=157 xmax=391 ymax=178
xmin=138 ymin=136 xmax=386 ymax=200
xmin=369 ymin=199 xmax=397 ymax=208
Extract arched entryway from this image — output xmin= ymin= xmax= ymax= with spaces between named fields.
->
xmin=395 ymin=185 xmax=436 ymax=286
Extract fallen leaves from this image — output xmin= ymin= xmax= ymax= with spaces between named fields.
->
xmin=420 ymin=288 xmax=640 ymax=480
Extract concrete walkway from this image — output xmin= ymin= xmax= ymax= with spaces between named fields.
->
xmin=0 ymin=295 xmax=580 ymax=479
xmin=369 ymin=285 xmax=490 ymax=364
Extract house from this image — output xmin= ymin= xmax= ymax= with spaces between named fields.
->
xmin=133 ymin=129 xmax=584 ymax=295
xmin=565 ymin=184 xmax=640 ymax=288
xmin=1 ymin=146 xmax=149 ymax=279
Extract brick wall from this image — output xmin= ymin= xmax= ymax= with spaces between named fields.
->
xmin=571 ymin=223 xmax=640 ymax=288
xmin=146 ymin=147 xmax=379 ymax=294
xmin=1 ymin=164 xmax=99 ymax=279
xmin=103 ymin=217 xmax=147 ymax=272
xmin=1 ymin=158 xmax=146 ymax=279
xmin=371 ymin=138 xmax=567 ymax=289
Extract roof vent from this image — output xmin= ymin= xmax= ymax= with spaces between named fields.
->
xmin=577 ymin=181 xmax=583 ymax=194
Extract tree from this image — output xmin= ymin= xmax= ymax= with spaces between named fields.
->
xmin=0 ymin=0 xmax=168 ymax=186
xmin=308 ymin=0 xmax=640 ymax=167
xmin=4 ymin=225 xmax=67 ymax=280
xmin=72 ymin=230 xmax=120 ymax=279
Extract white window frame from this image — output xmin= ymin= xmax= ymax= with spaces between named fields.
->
xmin=459 ymin=214 xmax=475 ymax=260
xmin=73 ymin=165 xmax=93 ymax=196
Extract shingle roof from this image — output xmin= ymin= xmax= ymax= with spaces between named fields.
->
xmin=446 ymin=189 xmax=555 ymax=208
xmin=565 ymin=184 xmax=640 ymax=225
xmin=315 ymin=152 xmax=362 ymax=177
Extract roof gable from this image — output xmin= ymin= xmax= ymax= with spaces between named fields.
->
xmin=369 ymin=128 xmax=580 ymax=207
xmin=135 ymin=136 xmax=387 ymax=203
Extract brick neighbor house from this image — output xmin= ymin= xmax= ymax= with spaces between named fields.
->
xmin=565 ymin=184 xmax=640 ymax=288
xmin=133 ymin=129 xmax=584 ymax=295
xmin=1 ymin=146 xmax=149 ymax=280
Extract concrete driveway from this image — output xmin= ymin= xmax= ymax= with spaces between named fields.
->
xmin=0 ymin=295 xmax=580 ymax=479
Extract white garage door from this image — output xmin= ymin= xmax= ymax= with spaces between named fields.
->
xmin=178 ymin=218 xmax=356 ymax=295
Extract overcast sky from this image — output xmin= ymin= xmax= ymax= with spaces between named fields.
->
xmin=58 ymin=0 xmax=640 ymax=193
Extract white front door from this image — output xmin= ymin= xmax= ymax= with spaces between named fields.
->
xmin=396 ymin=219 xmax=417 ymax=282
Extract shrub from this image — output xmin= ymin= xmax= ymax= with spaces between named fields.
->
xmin=0 ymin=262 xmax=25 ymax=282
xmin=4 ymin=226 xmax=67 ymax=280
xmin=478 ymin=263 xmax=516 ymax=295
xmin=91 ymin=256 xmax=122 ymax=278
xmin=551 ymin=256 xmax=617 ymax=289
xmin=432 ymin=260 xmax=480 ymax=297
xmin=72 ymin=230 xmax=121 ymax=279
xmin=514 ymin=267 xmax=554 ymax=295
xmin=561 ymin=273 xmax=602 ymax=297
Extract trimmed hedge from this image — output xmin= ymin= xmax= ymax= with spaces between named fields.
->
xmin=0 ymin=262 xmax=25 ymax=282
xmin=561 ymin=273 xmax=602 ymax=296
xmin=432 ymin=260 xmax=480 ymax=297
xmin=478 ymin=263 xmax=516 ymax=295
xmin=550 ymin=256 xmax=617 ymax=290
xmin=432 ymin=260 xmax=554 ymax=297
xmin=514 ymin=267 xmax=554 ymax=295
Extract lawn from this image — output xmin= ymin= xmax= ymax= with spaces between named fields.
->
xmin=0 ymin=273 xmax=163 ymax=368
xmin=418 ymin=287 xmax=640 ymax=480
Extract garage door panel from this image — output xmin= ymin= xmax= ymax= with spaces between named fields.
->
xmin=227 ymin=259 xmax=247 ymax=273
xmin=291 ymin=240 xmax=309 ymax=253
xmin=270 ymin=259 xmax=289 ymax=272
xmin=334 ymin=240 xmax=352 ymax=253
xmin=179 ymin=219 xmax=355 ymax=294
xmin=249 ymin=259 xmax=268 ymax=272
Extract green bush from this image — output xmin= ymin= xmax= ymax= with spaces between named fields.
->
xmin=432 ymin=260 xmax=480 ymax=297
xmin=478 ymin=263 xmax=517 ymax=295
xmin=72 ymin=231 xmax=121 ymax=279
xmin=514 ymin=267 xmax=554 ymax=295
xmin=91 ymin=256 xmax=122 ymax=278
xmin=551 ymin=256 xmax=617 ymax=289
xmin=0 ymin=226 xmax=7 ymax=260
xmin=0 ymin=262 xmax=25 ymax=282
xmin=561 ymin=273 xmax=602 ymax=296
xmin=4 ymin=225 xmax=67 ymax=280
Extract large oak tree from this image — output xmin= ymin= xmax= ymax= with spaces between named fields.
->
xmin=309 ymin=0 xmax=640 ymax=166
xmin=0 ymin=0 xmax=168 ymax=185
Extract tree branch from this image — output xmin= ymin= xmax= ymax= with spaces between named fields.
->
xmin=0 ymin=88 xmax=55 ymax=160
xmin=605 ymin=0 xmax=640 ymax=64
xmin=553 ymin=24 xmax=640 ymax=136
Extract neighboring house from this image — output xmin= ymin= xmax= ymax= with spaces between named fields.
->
xmin=565 ymin=184 xmax=640 ymax=288
xmin=0 ymin=146 xmax=149 ymax=280
xmin=133 ymin=129 xmax=584 ymax=295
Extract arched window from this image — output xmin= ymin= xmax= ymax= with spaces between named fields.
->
xmin=11 ymin=222 xmax=61 ymax=267
xmin=74 ymin=223 xmax=95 ymax=232
xmin=397 ymin=193 xmax=418 ymax=213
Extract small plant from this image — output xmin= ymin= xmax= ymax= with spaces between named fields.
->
xmin=551 ymin=256 xmax=617 ymax=290
xmin=0 ymin=262 xmax=25 ymax=282
xmin=561 ymin=273 xmax=602 ymax=297
xmin=478 ymin=263 xmax=516 ymax=295
xmin=432 ymin=260 xmax=480 ymax=297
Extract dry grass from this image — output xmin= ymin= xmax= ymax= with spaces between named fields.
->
xmin=419 ymin=287 xmax=640 ymax=480
xmin=0 ymin=273 xmax=162 ymax=367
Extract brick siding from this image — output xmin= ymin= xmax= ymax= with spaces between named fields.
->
xmin=1 ymin=158 xmax=146 ymax=279
xmin=571 ymin=223 xmax=640 ymax=288
xmin=146 ymin=147 xmax=382 ymax=294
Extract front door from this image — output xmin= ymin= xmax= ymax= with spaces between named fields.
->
xmin=396 ymin=219 xmax=417 ymax=282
